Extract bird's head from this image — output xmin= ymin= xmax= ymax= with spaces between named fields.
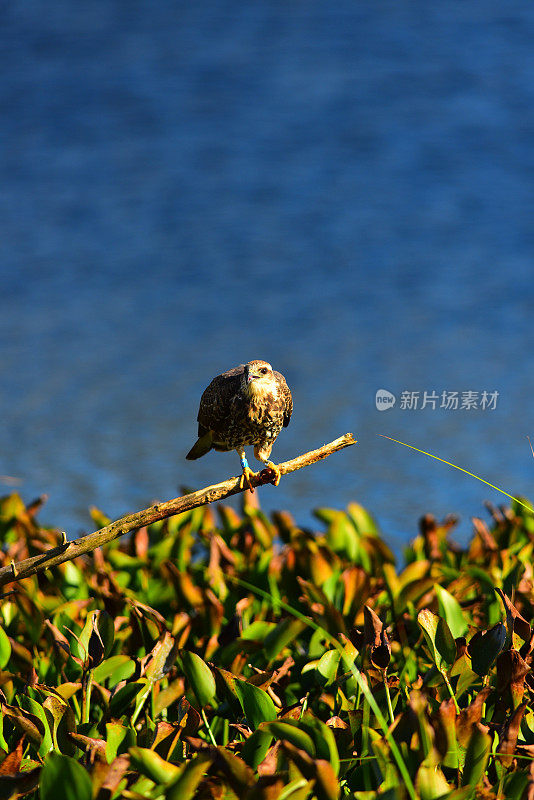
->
xmin=243 ymin=360 xmax=276 ymax=396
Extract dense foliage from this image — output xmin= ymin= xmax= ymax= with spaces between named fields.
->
xmin=0 ymin=488 xmax=533 ymax=800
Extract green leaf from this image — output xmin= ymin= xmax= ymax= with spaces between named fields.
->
xmin=128 ymin=776 xmax=158 ymax=797
xmin=500 ymin=771 xmax=530 ymax=800
xmin=239 ymin=729 xmax=274 ymax=769
xmin=108 ymin=681 xmax=147 ymax=717
xmin=40 ymin=752 xmax=92 ymax=800
xmin=0 ymin=707 xmax=9 ymax=751
xmin=18 ymin=695 xmax=53 ymax=757
xmin=105 ymin=721 xmax=131 ymax=763
xmin=322 ymin=511 xmax=360 ymax=561
xmin=2 ymin=702 xmax=44 ymax=746
xmin=277 ymin=779 xmax=315 ymax=800
xmin=468 ymin=623 xmax=506 ymax=677
xmin=77 ymin=613 xmax=94 ymax=659
xmin=62 ymin=562 xmax=88 ymax=597
xmin=440 ymin=789 xmax=472 ymax=800
xmin=92 ymin=655 xmax=135 ymax=686
xmin=418 ymin=609 xmax=456 ymax=671
xmin=0 ymin=627 xmax=11 ymax=669
xmin=132 ymin=681 xmax=153 ymax=726
xmin=165 ymin=753 xmax=213 ymax=800
xmin=435 ymin=585 xmax=468 ymax=638
xmin=42 ymin=694 xmax=76 ymax=756
xmin=179 ymin=651 xmax=216 ymax=709
xmin=233 ymin=679 xmax=277 ymax=729
xmin=76 ymin=610 xmax=115 ymax=670
xmin=461 ymin=725 xmax=491 ymax=789
xmin=347 ymin=502 xmax=380 ymax=536
xmin=316 ymin=650 xmax=340 ymax=687
xmin=450 ymin=654 xmax=479 ymax=700
xmin=146 ymin=632 xmax=176 ymax=683
xmin=241 ymin=621 xmax=276 ymax=641
xmin=94 ymin=610 xmax=115 ymax=659
xmin=416 ymin=764 xmax=452 ymax=800
xmin=263 ymin=618 xmax=307 ymax=662
xmin=297 ymin=715 xmax=339 ymax=776
xmin=265 ymin=721 xmax=316 ymax=757
xmin=129 ymin=747 xmax=180 ymax=785
xmin=213 ymin=747 xmax=255 ymax=793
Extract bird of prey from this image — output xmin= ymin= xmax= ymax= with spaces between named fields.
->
xmin=186 ymin=360 xmax=292 ymax=490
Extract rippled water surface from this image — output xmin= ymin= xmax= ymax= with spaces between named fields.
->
xmin=2 ymin=2 xmax=534 ymax=549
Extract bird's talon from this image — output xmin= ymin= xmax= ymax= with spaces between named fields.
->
xmin=265 ymin=461 xmax=282 ymax=486
xmin=239 ymin=466 xmax=256 ymax=493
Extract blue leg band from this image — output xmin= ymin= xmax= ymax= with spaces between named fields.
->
xmin=240 ymin=454 xmax=249 ymax=470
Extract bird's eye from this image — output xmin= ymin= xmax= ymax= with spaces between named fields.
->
xmin=261 ymin=368 xmax=268 ymax=374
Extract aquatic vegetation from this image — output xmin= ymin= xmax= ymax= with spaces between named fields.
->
xmin=0 ymin=489 xmax=533 ymax=799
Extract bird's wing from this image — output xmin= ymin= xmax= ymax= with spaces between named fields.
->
xmin=275 ymin=371 xmax=293 ymax=427
xmin=197 ymin=365 xmax=244 ymax=435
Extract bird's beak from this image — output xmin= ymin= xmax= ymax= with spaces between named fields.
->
xmin=244 ymin=365 xmax=254 ymax=384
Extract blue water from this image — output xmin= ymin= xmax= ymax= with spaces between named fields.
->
xmin=1 ymin=2 xmax=534 ymax=551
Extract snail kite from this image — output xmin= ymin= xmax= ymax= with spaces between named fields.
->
xmin=186 ymin=360 xmax=293 ymax=490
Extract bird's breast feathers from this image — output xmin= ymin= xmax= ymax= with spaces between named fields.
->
xmin=245 ymin=380 xmax=274 ymax=401
xmin=245 ymin=384 xmax=279 ymax=423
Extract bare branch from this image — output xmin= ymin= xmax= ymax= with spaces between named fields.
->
xmin=0 ymin=433 xmax=356 ymax=588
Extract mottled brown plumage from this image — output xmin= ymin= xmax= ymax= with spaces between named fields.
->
xmin=186 ymin=360 xmax=292 ymax=489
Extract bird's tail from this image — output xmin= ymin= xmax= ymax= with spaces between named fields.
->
xmin=186 ymin=432 xmax=213 ymax=460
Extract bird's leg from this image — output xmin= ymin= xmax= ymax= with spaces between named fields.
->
xmin=254 ymin=443 xmax=282 ymax=486
xmin=237 ymin=448 xmax=256 ymax=492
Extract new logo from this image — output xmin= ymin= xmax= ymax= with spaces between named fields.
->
xmin=375 ymin=389 xmax=396 ymax=411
